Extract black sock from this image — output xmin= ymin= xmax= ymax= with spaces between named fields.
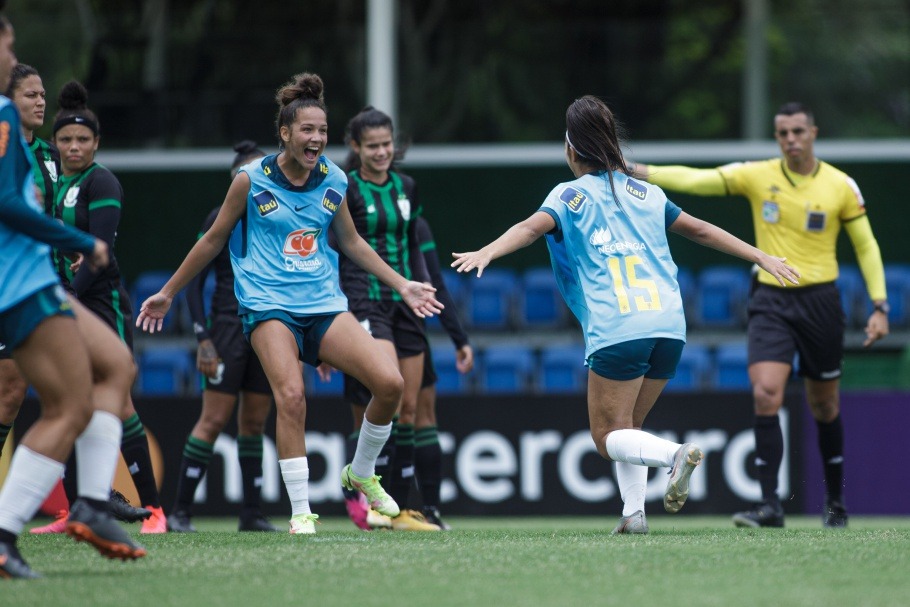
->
xmin=816 ymin=415 xmax=844 ymax=502
xmin=62 ymin=450 xmax=78 ymax=507
xmin=415 ymin=426 xmax=442 ymax=509
xmin=754 ymin=415 xmax=783 ymax=502
xmin=237 ymin=434 xmax=264 ymax=512
xmin=174 ymin=436 xmax=214 ymax=512
xmin=0 ymin=529 xmax=17 ymax=544
xmin=343 ymin=431 xmax=359 ymax=499
xmin=390 ymin=423 xmax=415 ymax=509
xmin=82 ymin=497 xmax=109 ymax=512
xmin=120 ymin=414 xmax=160 ymax=508
xmin=0 ymin=422 xmax=11 ymax=457
xmin=377 ymin=418 xmax=397 ymax=493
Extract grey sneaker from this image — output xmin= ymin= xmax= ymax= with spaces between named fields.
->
xmin=0 ymin=541 xmax=41 ymax=579
xmin=664 ymin=443 xmax=704 ymax=513
xmin=166 ymin=508 xmax=197 ymax=533
xmin=109 ymin=489 xmax=152 ymax=523
xmin=611 ymin=510 xmax=649 ymax=535
xmin=65 ymin=499 xmax=147 ymax=560
xmin=732 ymin=499 xmax=785 ymax=528
xmin=823 ymin=497 xmax=848 ymax=528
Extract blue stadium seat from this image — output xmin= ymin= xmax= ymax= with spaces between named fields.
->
xmin=138 ymin=346 xmax=194 ymax=395
xmin=131 ymin=270 xmax=181 ymax=333
xmin=179 ymin=273 xmax=216 ymax=333
xmin=431 ymin=346 xmax=471 ymax=395
xmin=519 ymin=267 xmax=567 ymax=329
xmin=836 ymin=265 xmax=865 ymax=328
xmin=305 ymin=364 xmax=344 ymax=396
xmin=867 ymin=263 xmax=910 ymax=328
xmin=464 ymin=268 xmax=518 ymax=330
xmin=478 ymin=345 xmax=535 ymax=393
xmin=665 ymin=343 xmax=711 ymax=392
xmin=675 ymin=266 xmax=697 ymax=326
xmin=696 ymin=266 xmax=752 ymax=328
xmin=427 ymin=269 xmax=468 ymax=332
xmin=538 ymin=343 xmax=586 ymax=393
xmin=713 ymin=342 xmax=751 ymax=390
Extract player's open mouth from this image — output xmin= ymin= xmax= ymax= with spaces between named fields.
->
xmin=303 ymin=146 xmax=319 ymax=161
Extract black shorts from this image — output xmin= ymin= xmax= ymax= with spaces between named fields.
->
xmin=203 ymin=315 xmax=271 ymax=396
xmin=747 ymin=282 xmax=844 ymax=381
xmin=343 ymin=300 xmax=428 ymax=405
xmin=81 ymin=283 xmax=134 ymax=351
xmin=0 ymin=343 xmax=11 ymax=360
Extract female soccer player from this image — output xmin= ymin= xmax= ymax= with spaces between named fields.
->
xmin=168 ymin=140 xmax=279 ymax=533
xmin=451 ymin=96 xmax=800 ymax=534
xmin=136 ymin=73 xmax=442 ymax=534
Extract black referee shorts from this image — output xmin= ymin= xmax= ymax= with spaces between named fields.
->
xmin=747 ymin=282 xmax=845 ymax=381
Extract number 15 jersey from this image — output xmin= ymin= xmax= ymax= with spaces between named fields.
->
xmin=539 ymin=171 xmax=686 ymax=358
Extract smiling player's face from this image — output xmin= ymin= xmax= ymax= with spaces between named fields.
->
xmin=281 ymin=106 xmax=327 ymax=172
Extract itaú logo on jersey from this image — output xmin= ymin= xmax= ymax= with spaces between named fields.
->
xmin=283 ymin=228 xmax=321 ymax=258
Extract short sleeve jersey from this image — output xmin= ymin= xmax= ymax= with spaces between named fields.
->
xmin=339 ymin=170 xmax=422 ymax=303
xmin=233 ymin=154 xmax=348 ymax=315
xmin=539 ymin=171 xmax=686 ymax=358
xmin=52 ymin=163 xmax=124 ymax=290
xmin=718 ymin=159 xmax=866 ymax=286
xmin=0 ymin=99 xmax=60 ymax=311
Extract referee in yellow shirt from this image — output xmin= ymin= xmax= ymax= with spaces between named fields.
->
xmin=631 ymin=102 xmax=889 ymax=528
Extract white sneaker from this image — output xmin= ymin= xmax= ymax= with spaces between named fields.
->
xmin=664 ymin=443 xmax=704 ymax=513
xmin=611 ymin=510 xmax=649 ymax=535
xmin=366 ymin=509 xmax=392 ymax=530
xmin=289 ymin=513 xmax=319 ymax=534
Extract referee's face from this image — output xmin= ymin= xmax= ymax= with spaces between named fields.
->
xmin=774 ymin=113 xmax=817 ymax=166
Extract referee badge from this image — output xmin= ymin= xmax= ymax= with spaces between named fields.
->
xmin=761 ymin=200 xmax=779 ymax=223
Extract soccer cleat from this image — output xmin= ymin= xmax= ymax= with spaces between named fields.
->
xmin=664 ymin=443 xmax=704 ymax=514
xmin=823 ymin=497 xmax=848 ymax=528
xmin=732 ymin=499 xmax=785 ymax=528
xmin=65 ymin=499 xmax=147 ymax=560
xmin=367 ymin=509 xmax=393 ymax=530
xmin=344 ymin=492 xmax=372 ymax=531
xmin=421 ymin=506 xmax=452 ymax=531
xmin=238 ymin=510 xmax=280 ymax=532
xmin=0 ymin=541 xmax=41 ymax=579
xmin=340 ymin=464 xmax=400 ymax=518
xmin=29 ymin=509 xmax=68 ymax=534
xmin=109 ymin=489 xmax=152 ymax=523
xmin=166 ymin=508 xmax=197 ymax=533
xmin=611 ymin=510 xmax=649 ymax=535
xmin=140 ymin=506 xmax=167 ymax=534
xmin=391 ymin=509 xmax=441 ymax=531
xmin=288 ymin=513 xmax=319 ymax=535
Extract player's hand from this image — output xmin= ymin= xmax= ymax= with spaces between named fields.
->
xmin=451 ymin=250 xmax=493 ymax=277
xmin=197 ymin=339 xmax=220 ymax=378
xmin=399 ymin=280 xmax=443 ymax=318
xmin=136 ymin=291 xmax=174 ymax=333
xmin=863 ymin=309 xmax=889 ymax=347
xmin=757 ymin=255 xmax=800 ymax=287
xmin=85 ymin=240 xmax=109 ymax=272
xmin=316 ymin=362 xmax=335 ymax=383
xmin=69 ymin=252 xmax=84 ymax=274
xmin=456 ymin=344 xmax=474 ymax=374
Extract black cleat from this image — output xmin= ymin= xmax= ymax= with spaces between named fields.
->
xmin=823 ymin=497 xmax=848 ymax=528
xmin=0 ymin=541 xmax=41 ymax=579
xmin=732 ymin=499 xmax=785 ymax=528
xmin=109 ymin=489 xmax=153 ymax=523
xmin=65 ymin=499 xmax=147 ymax=560
xmin=238 ymin=511 xmax=280 ymax=532
xmin=421 ymin=506 xmax=452 ymax=531
xmin=166 ymin=509 xmax=197 ymax=533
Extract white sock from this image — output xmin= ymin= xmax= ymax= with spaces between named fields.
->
xmin=351 ymin=419 xmax=392 ymax=479
xmin=605 ymin=429 xmax=680 ymax=467
xmin=615 ymin=461 xmax=648 ymax=516
xmin=0 ymin=446 xmax=65 ymax=535
xmin=279 ymin=457 xmax=310 ymax=516
xmin=76 ymin=411 xmax=123 ymax=502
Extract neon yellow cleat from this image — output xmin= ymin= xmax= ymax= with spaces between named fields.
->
xmin=341 ymin=464 xmax=400 ymax=518
xmin=289 ymin=513 xmax=319 ymax=535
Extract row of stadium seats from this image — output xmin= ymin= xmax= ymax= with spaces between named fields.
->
xmin=134 ymin=341 xmax=758 ymax=396
xmin=128 ymin=263 xmax=910 ymax=335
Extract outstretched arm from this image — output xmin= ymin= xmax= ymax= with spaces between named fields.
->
xmin=451 ymin=211 xmax=555 ymax=277
xmin=669 ymin=211 xmax=800 ymax=286
xmin=629 ymin=163 xmax=727 ymax=196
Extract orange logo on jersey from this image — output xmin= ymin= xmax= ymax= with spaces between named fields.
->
xmin=0 ymin=121 xmax=9 ymax=157
xmin=283 ymin=228 xmax=321 ymax=257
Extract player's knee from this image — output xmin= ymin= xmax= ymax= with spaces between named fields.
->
xmin=273 ymin=384 xmax=306 ymax=418
xmin=752 ymin=383 xmax=783 ymax=415
xmin=370 ymin=370 xmax=404 ymax=406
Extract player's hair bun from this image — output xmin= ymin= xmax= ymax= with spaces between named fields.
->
xmin=233 ymin=140 xmax=260 ymax=154
xmin=276 ymin=73 xmax=324 ymax=107
xmin=58 ymin=80 xmax=90 ymax=111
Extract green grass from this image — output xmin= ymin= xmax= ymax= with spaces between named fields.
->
xmin=5 ymin=516 xmax=910 ymax=606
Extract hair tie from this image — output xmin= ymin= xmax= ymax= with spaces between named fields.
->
xmin=565 ymin=130 xmax=591 ymax=159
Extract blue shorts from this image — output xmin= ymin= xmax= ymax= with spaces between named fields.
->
xmin=0 ymin=284 xmax=74 ymax=351
xmin=587 ymin=338 xmax=684 ymax=381
xmin=241 ymin=309 xmax=339 ymax=367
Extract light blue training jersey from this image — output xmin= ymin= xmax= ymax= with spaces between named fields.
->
xmin=0 ymin=98 xmax=60 ymax=312
xmin=232 ymin=154 xmax=348 ymax=315
xmin=538 ymin=170 xmax=686 ymax=358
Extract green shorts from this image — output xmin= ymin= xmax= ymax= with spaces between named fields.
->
xmin=0 ymin=284 xmax=74 ymax=351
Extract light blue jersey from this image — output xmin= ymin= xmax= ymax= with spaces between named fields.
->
xmin=0 ymin=98 xmax=60 ymax=312
xmin=539 ymin=170 xmax=686 ymax=358
xmin=232 ymin=154 xmax=348 ymax=315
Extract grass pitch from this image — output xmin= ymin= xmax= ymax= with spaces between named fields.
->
xmin=5 ymin=515 xmax=910 ymax=606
